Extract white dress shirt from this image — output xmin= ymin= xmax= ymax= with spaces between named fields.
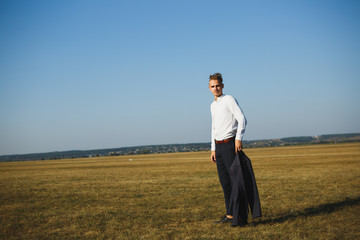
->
xmin=211 ymin=94 xmax=247 ymax=151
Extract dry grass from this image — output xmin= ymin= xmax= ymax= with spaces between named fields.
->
xmin=0 ymin=143 xmax=359 ymax=239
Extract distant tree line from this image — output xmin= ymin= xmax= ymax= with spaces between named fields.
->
xmin=1 ymin=133 xmax=359 ymax=162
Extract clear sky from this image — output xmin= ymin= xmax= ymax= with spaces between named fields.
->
xmin=1 ymin=0 xmax=359 ymax=155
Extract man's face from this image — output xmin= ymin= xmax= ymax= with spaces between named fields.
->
xmin=209 ymin=79 xmax=224 ymax=98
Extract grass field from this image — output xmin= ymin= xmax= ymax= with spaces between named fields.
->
xmin=1 ymin=142 xmax=359 ymax=239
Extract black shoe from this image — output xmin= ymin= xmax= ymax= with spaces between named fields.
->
xmin=231 ymin=222 xmax=247 ymax=227
xmin=214 ymin=215 xmax=233 ymax=224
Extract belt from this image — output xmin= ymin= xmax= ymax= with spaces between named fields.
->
xmin=215 ymin=137 xmax=235 ymax=144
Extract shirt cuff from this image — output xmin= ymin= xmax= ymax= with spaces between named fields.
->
xmin=211 ymin=140 xmax=215 ymax=151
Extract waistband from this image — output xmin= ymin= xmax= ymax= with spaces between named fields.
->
xmin=215 ymin=137 xmax=235 ymax=144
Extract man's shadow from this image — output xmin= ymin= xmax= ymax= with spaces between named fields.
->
xmin=251 ymin=196 xmax=360 ymax=225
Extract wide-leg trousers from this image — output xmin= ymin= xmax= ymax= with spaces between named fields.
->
xmin=215 ymin=139 xmax=236 ymax=215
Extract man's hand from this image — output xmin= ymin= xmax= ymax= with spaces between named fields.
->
xmin=235 ymin=140 xmax=242 ymax=153
xmin=211 ymin=151 xmax=216 ymax=163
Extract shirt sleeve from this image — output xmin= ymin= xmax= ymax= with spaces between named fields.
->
xmin=228 ymin=96 xmax=247 ymax=141
xmin=210 ymin=106 xmax=216 ymax=151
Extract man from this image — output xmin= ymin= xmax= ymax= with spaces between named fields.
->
xmin=209 ymin=73 xmax=247 ymax=225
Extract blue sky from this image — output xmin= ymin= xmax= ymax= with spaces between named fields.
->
xmin=1 ymin=0 xmax=359 ymax=155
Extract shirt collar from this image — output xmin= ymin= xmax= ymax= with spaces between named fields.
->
xmin=215 ymin=94 xmax=225 ymax=102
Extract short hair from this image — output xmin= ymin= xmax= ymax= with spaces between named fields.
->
xmin=209 ymin=73 xmax=223 ymax=84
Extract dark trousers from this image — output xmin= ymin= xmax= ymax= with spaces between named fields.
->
xmin=215 ymin=139 xmax=236 ymax=215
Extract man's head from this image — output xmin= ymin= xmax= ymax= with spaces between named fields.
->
xmin=209 ymin=73 xmax=224 ymax=99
